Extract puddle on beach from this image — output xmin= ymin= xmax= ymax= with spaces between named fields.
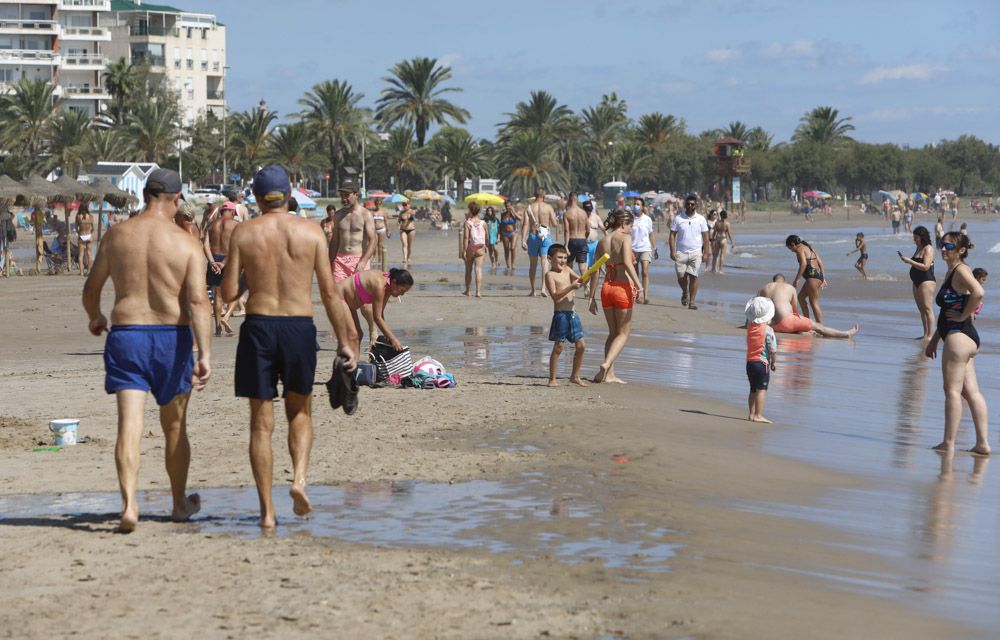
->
xmin=0 ymin=477 xmax=677 ymax=572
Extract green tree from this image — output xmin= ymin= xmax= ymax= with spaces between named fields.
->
xmin=376 ymin=57 xmax=469 ymax=148
xmin=715 ymin=120 xmax=750 ymax=143
xmin=80 ymin=127 xmax=133 ymax=166
xmin=48 ymin=110 xmax=92 ymax=177
xmin=745 ymin=127 xmax=774 ymax=152
xmin=614 ymin=141 xmax=654 ymax=188
xmin=635 ymin=112 xmax=685 ymax=150
xmin=936 ymin=135 xmax=994 ymax=194
xmin=498 ymin=90 xmax=573 ymax=143
xmin=268 ymin=122 xmax=320 ymax=183
xmin=792 ymin=106 xmax=855 ymax=145
xmin=373 ymin=127 xmax=429 ymax=191
xmin=230 ymin=107 xmax=277 ymax=176
xmin=0 ymin=78 xmax=56 ymax=176
xmin=496 ymin=131 xmax=568 ymax=198
xmin=582 ymin=93 xmax=630 ymax=187
xmin=428 ymin=127 xmax=488 ymax=200
xmin=299 ymin=79 xmax=369 ymax=191
xmin=102 ymin=57 xmax=141 ymax=125
xmin=128 ymin=97 xmax=181 ymax=163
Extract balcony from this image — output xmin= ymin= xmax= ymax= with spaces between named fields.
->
xmin=129 ymin=25 xmax=178 ymax=37
xmin=60 ymin=26 xmax=111 ymax=41
xmin=60 ymin=52 xmax=108 ymax=69
xmin=60 ymin=0 xmax=111 ymax=10
xmin=0 ymin=49 xmax=59 ymax=65
xmin=0 ymin=20 xmax=58 ymax=35
xmin=61 ymin=84 xmax=110 ymax=99
xmin=206 ymin=89 xmax=223 ymax=101
xmin=131 ymin=53 xmax=165 ymax=68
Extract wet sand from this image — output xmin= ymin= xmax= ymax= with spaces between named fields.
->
xmin=0 ymin=210 xmax=991 ymax=638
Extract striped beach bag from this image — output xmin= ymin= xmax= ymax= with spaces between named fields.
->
xmin=369 ymin=338 xmax=412 ymax=381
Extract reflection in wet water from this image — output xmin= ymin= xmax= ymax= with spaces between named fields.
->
xmin=0 ymin=478 xmax=677 ymax=572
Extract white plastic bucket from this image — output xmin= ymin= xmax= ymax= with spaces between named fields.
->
xmin=49 ymin=419 xmax=79 ymax=446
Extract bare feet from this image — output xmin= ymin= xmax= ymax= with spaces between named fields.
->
xmin=605 ymin=375 xmax=627 ymax=384
xmin=750 ymin=415 xmax=773 ymax=423
xmin=969 ymin=446 xmax=992 ymax=457
xmin=290 ymin=484 xmax=312 ymax=517
xmin=932 ymin=441 xmax=954 ymax=453
xmin=547 ymin=380 xmax=559 ymax=387
xmin=475 ymin=293 xmax=482 ymax=298
xmin=221 ymin=319 xmax=234 ymax=336
xmin=527 ymin=291 xmax=536 ymax=297
xmin=847 ymin=324 xmax=860 ymax=338
xmin=570 ymin=377 xmax=589 ymax=387
xmin=117 ymin=506 xmax=139 ymax=533
xmin=260 ymin=514 xmax=277 ymax=530
xmin=171 ymin=493 xmax=201 ymax=522
xmin=462 ymin=290 xmax=470 ymax=296
xmin=214 ymin=325 xmax=222 ymax=338
xmin=593 ymin=364 xmax=609 ymax=383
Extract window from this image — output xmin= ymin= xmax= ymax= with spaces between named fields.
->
xmin=201 ymin=28 xmax=207 ymax=39
xmin=186 ymin=27 xmax=192 ymax=38
xmin=0 ymin=68 xmax=14 ymax=82
xmin=69 ymin=15 xmax=90 ymax=27
xmin=28 ymin=10 xmax=47 ymax=21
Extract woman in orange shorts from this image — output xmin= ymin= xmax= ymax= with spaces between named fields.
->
xmin=589 ymin=209 xmax=641 ymax=383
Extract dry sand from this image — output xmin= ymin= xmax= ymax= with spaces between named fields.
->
xmin=0 ymin=210 xmax=979 ymax=639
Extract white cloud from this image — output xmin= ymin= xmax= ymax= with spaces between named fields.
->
xmin=437 ymin=52 xmax=463 ymax=70
xmin=704 ymin=47 xmax=740 ymax=63
xmin=859 ymin=64 xmax=945 ymax=85
xmin=761 ymin=40 xmax=816 ymax=59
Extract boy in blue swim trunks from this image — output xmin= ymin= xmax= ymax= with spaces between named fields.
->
xmin=83 ymin=168 xmax=213 ymax=533
xmin=544 ymin=244 xmax=587 ymax=386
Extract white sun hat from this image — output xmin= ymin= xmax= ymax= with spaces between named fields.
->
xmin=745 ymin=296 xmax=775 ymax=325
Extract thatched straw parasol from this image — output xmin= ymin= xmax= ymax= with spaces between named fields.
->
xmin=51 ymin=175 xmax=101 ymax=272
xmin=89 ymin=178 xmax=132 ymax=243
xmin=0 ymin=175 xmax=21 ymax=209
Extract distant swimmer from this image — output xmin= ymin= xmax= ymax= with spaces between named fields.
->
xmin=757 ymin=274 xmax=858 ymax=338
xmin=82 ymin=168 xmax=211 ymax=533
xmin=223 ymin=165 xmax=356 ymax=529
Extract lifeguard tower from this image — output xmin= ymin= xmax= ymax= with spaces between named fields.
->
xmin=714 ymin=137 xmax=751 ymax=210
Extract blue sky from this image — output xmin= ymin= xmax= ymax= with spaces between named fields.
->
xmin=192 ymin=0 xmax=999 ymax=146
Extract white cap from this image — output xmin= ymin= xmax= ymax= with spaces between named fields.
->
xmin=745 ymin=296 xmax=775 ymax=325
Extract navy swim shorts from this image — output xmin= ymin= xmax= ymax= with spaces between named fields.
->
xmin=235 ymin=315 xmax=317 ymax=399
xmin=104 ymin=325 xmax=193 ymax=405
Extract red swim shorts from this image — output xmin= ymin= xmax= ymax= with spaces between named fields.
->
xmin=332 ymin=253 xmax=370 ymax=282
xmin=601 ymin=280 xmax=635 ymax=309
xmin=772 ymin=312 xmax=813 ymax=333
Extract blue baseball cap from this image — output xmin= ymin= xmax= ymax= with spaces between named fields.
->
xmin=252 ymin=165 xmax=290 ymax=203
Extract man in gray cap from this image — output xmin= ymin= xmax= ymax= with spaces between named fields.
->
xmin=82 ymin=167 xmax=212 ymax=533
xmin=222 ymin=165 xmax=356 ymax=529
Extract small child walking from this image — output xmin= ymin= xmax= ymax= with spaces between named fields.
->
xmin=846 ymin=232 xmax=869 ymax=280
xmin=544 ymin=244 xmax=586 ymax=386
xmin=745 ymin=296 xmax=778 ymax=423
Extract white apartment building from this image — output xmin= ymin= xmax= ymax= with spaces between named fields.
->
xmin=101 ymin=0 xmax=225 ymax=125
xmin=0 ymin=0 xmax=112 ymax=116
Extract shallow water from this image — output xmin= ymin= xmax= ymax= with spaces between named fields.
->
xmin=0 ymin=476 xmax=677 ymax=572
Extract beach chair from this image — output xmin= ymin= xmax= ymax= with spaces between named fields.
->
xmin=43 ymin=240 xmax=66 ymax=273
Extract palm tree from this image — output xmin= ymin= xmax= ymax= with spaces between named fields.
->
xmin=0 ymin=78 xmax=56 ymax=175
xmin=429 ymin=128 xmax=488 ymax=201
xmin=80 ymin=127 xmax=133 ymax=165
xmin=128 ymin=98 xmax=181 ymax=163
xmin=496 ymin=131 xmax=568 ymax=199
xmin=376 ymin=57 xmax=469 ymax=147
xmin=102 ymin=57 xmax=141 ymax=124
xmin=498 ymin=90 xmax=573 ymax=144
xmin=614 ymin=141 xmax=654 ymax=186
xmin=374 ymin=127 xmax=429 ymax=191
xmin=792 ymin=106 xmax=855 ymax=145
xmin=268 ymin=122 xmax=319 ymax=183
xmin=582 ymin=93 xmax=630 ymax=184
xmin=299 ymin=79 xmax=369 ymax=191
xmin=635 ymin=112 xmax=684 ymax=150
xmin=48 ymin=110 xmax=92 ymax=177
xmin=745 ymin=126 xmax=774 ymax=152
xmin=230 ymin=107 xmax=277 ymax=176
xmin=716 ymin=120 xmax=750 ymax=143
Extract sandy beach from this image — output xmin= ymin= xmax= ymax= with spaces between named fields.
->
xmin=0 ymin=208 xmax=994 ymax=639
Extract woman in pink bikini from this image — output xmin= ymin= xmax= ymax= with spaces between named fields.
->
xmin=336 ymin=267 xmax=413 ymax=356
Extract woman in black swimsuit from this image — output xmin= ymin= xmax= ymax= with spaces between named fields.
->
xmin=786 ymin=235 xmax=825 ymax=323
xmin=924 ymin=232 xmax=989 ymax=456
xmin=899 ymin=225 xmax=935 ymax=340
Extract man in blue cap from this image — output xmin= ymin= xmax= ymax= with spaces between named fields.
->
xmin=83 ymin=167 xmax=212 ymax=533
xmin=222 ymin=165 xmax=356 ymax=529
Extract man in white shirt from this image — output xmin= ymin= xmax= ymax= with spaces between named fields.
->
xmin=668 ymin=194 xmax=710 ymax=310
xmin=630 ymin=199 xmax=655 ymax=304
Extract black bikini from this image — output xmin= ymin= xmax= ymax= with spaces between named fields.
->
xmin=908 ymin=248 xmax=935 ymax=285
xmin=936 ymin=268 xmax=979 ymax=347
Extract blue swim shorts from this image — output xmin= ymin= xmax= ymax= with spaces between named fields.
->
xmin=526 ymin=231 xmax=553 ymax=258
xmin=104 ymin=325 xmax=194 ymax=405
xmin=746 ymin=361 xmax=770 ymax=392
xmin=548 ymin=310 xmax=584 ymax=343
xmin=235 ymin=315 xmax=317 ymax=399
xmin=586 ymin=240 xmax=599 ymax=266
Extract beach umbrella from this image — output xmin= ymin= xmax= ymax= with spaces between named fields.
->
xmin=89 ymin=178 xmax=132 ymax=243
xmin=578 ymin=194 xmax=591 ymax=202
xmin=411 ymin=189 xmax=442 ymax=201
xmin=465 ymin=192 xmax=505 ymax=206
xmin=623 ymin=190 xmax=642 ymax=198
xmin=654 ymin=193 xmax=679 ymax=204
xmin=544 ymin=194 xmax=562 ymax=202
xmin=384 ymin=193 xmax=408 ymax=204
xmin=641 ymin=190 xmax=659 ymax=199
xmin=803 ymin=190 xmax=830 ymax=199
xmin=51 ymin=175 xmax=100 ymax=271
xmin=911 ymin=192 xmax=929 ymax=200
xmin=367 ymin=190 xmax=392 ymax=199
xmin=889 ymin=189 xmax=907 ymax=202
xmin=0 ymin=175 xmax=21 ymax=209
xmin=872 ymin=189 xmax=896 ymax=203
xmin=442 ymin=194 xmax=455 ymax=204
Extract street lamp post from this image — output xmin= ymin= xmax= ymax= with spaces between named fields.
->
xmin=221 ymin=65 xmax=230 ymax=185
xmin=361 ymin=134 xmax=366 ymax=198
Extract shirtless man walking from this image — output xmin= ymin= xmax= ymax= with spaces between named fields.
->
xmin=329 ymin=177 xmax=377 ymax=347
xmin=563 ymin=192 xmax=590 ymax=279
xmin=757 ymin=274 xmax=859 ymax=338
xmin=82 ymin=168 xmax=211 ymax=533
xmin=75 ymin=204 xmax=94 ymax=275
xmin=521 ymin=187 xmax=559 ymax=296
xmin=204 ymin=202 xmax=240 ymax=336
xmin=222 ymin=165 xmax=356 ymax=529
